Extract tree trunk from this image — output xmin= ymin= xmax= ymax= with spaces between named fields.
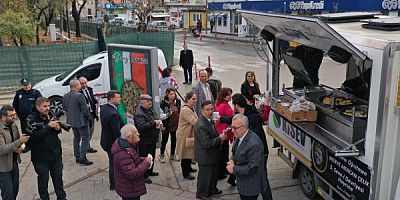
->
xmin=13 ymin=39 xmax=19 ymax=46
xmin=75 ymin=19 xmax=81 ymax=37
xmin=36 ymin=25 xmax=40 ymax=45
xmin=19 ymin=38 xmax=24 ymax=46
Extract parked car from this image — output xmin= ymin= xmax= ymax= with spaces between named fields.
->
xmin=148 ymin=20 xmax=169 ymax=31
xmin=33 ymin=49 xmax=168 ymax=112
xmin=110 ymin=17 xmax=125 ymax=25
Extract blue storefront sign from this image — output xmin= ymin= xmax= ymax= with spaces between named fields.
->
xmin=208 ymin=0 xmax=399 ymax=12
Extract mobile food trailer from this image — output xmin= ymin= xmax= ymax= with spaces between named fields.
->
xmin=238 ymin=10 xmax=400 ymax=200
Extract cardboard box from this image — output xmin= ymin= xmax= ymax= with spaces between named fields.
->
xmin=275 ymin=102 xmax=317 ymax=122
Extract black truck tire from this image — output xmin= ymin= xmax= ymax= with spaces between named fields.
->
xmin=299 ymin=165 xmax=317 ymax=199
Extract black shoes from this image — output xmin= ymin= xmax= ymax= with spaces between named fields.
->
xmin=87 ymin=148 xmax=98 ymax=153
xmin=196 ymin=195 xmax=212 ymax=200
xmin=184 ymin=175 xmax=195 ymax=180
xmin=189 ymin=168 xmax=197 ymax=173
xmin=209 ymin=189 xmax=222 ymax=196
xmin=149 ymin=171 xmax=159 ymax=176
xmin=182 ymin=82 xmax=188 ymax=85
xmin=109 ymin=185 xmax=115 ymax=191
xmin=78 ymin=159 xmax=93 ymax=165
xmin=227 ymin=178 xmax=236 ymax=186
xmin=145 ymin=178 xmax=152 ymax=184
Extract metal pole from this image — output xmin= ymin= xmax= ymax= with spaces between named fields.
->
xmin=205 ymin=0 xmax=208 ymax=34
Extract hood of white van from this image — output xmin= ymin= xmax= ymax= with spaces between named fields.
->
xmin=33 ymin=74 xmax=59 ymax=92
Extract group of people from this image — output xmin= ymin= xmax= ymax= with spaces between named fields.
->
xmin=161 ymin=50 xmax=273 ymax=200
xmin=0 ymin=52 xmax=272 ymax=200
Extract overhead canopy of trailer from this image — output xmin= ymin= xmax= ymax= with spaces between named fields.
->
xmin=238 ymin=10 xmax=368 ymax=64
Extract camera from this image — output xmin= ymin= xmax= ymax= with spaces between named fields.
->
xmin=30 ymin=109 xmax=72 ymax=132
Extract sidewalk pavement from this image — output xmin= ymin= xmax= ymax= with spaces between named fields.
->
xmin=176 ymin=28 xmax=255 ymax=44
xmin=12 ymin=115 xmax=306 ymax=200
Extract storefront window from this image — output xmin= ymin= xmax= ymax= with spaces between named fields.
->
xmin=223 ymin=15 xmax=227 ymax=26
xmin=218 ymin=17 xmax=222 ymax=26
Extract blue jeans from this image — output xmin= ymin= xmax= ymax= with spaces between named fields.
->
xmin=72 ymin=126 xmax=89 ymax=160
xmin=32 ymin=159 xmax=66 ymax=200
xmin=0 ymin=160 xmax=19 ymax=200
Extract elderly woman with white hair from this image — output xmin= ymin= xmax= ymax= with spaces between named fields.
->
xmin=111 ymin=124 xmax=153 ymax=200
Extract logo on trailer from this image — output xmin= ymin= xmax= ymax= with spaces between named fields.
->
xmin=289 ymin=1 xmax=325 ymax=10
xmin=382 ymin=0 xmax=400 ymax=10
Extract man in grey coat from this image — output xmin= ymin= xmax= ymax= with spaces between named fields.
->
xmin=63 ymin=80 xmax=93 ymax=165
xmin=192 ymin=69 xmax=214 ymax=116
xmin=0 ymin=105 xmax=30 ymax=200
xmin=226 ymin=114 xmax=270 ymax=200
xmin=194 ymin=100 xmax=227 ymax=200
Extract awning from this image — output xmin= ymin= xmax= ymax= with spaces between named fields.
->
xmin=238 ymin=10 xmax=367 ymax=63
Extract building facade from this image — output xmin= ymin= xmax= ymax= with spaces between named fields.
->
xmin=208 ymin=0 xmax=400 ymax=36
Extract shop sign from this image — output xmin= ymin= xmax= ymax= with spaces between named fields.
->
xmin=223 ymin=3 xmax=242 ymax=10
xmin=311 ymin=141 xmax=372 ymax=199
xmin=289 ymin=1 xmax=324 ymax=10
xmin=382 ymin=0 xmax=400 ymax=11
xmin=269 ymin=111 xmax=312 ymax=164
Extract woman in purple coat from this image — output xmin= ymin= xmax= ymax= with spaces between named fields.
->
xmin=112 ymin=124 xmax=152 ymax=200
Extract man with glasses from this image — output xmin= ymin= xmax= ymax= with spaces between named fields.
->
xmin=226 ymin=114 xmax=269 ymax=200
xmin=0 ymin=105 xmax=30 ymax=200
xmin=194 ymin=100 xmax=227 ymax=200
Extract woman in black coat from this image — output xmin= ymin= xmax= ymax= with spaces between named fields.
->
xmin=159 ymin=88 xmax=181 ymax=163
xmin=241 ymin=71 xmax=261 ymax=106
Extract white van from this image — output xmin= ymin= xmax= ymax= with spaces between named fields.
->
xmin=33 ymin=49 xmax=168 ymax=112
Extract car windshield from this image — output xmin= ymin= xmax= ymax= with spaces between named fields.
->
xmin=55 ymin=67 xmax=76 ymax=81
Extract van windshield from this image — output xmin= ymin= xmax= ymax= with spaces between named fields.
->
xmin=55 ymin=67 xmax=77 ymax=81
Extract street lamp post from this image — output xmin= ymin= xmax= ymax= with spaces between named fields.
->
xmin=205 ymin=0 xmax=208 ymax=34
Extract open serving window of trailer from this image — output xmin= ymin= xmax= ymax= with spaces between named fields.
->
xmin=238 ymin=10 xmax=400 ymax=200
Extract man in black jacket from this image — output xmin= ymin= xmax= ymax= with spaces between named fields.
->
xmin=100 ymin=90 xmax=124 ymax=190
xmin=12 ymin=78 xmax=42 ymax=152
xmin=79 ymin=77 xmax=99 ymax=153
xmin=134 ymin=94 xmax=162 ymax=184
xmin=179 ymin=43 xmax=194 ymax=84
xmin=26 ymin=97 xmax=66 ymax=200
xmin=194 ymin=100 xmax=227 ymax=200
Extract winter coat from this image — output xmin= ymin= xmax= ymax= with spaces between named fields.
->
xmin=134 ymin=106 xmax=160 ymax=144
xmin=0 ymin=121 xmax=21 ymax=172
xmin=159 ymin=76 xmax=179 ymax=97
xmin=207 ymin=75 xmax=222 ymax=101
xmin=244 ymin=105 xmax=269 ymax=155
xmin=112 ymin=138 xmax=151 ymax=198
xmin=215 ymin=101 xmax=234 ymax=142
xmin=12 ymin=89 xmax=42 ymax=120
xmin=26 ymin=108 xmax=62 ymax=161
xmin=176 ymin=105 xmax=197 ymax=160
xmin=160 ymin=99 xmax=181 ymax=132
xmin=240 ymin=82 xmax=261 ymax=105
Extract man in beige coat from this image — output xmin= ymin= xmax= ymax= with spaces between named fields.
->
xmin=0 ymin=105 xmax=30 ymax=200
xmin=176 ymin=91 xmax=198 ymax=180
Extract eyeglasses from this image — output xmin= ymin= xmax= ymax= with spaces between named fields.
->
xmin=230 ymin=125 xmax=244 ymax=131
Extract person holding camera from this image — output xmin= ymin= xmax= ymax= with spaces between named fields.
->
xmin=63 ymin=80 xmax=93 ymax=165
xmin=26 ymin=97 xmax=66 ymax=200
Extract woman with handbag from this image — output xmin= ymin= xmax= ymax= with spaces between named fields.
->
xmin=159 ymin=88 xmax=181 ymax=163
xmin=176 ymin=91 xmax=198 ymax=180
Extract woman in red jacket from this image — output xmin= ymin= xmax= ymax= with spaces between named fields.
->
xmin=215 ymin=87 xmax=234 ymax=179
xmin=112 ymin=124 xmax=152 ymax=200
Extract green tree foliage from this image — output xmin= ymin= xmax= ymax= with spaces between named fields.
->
xmin=0 ymin=10 xmax=35 ymax=46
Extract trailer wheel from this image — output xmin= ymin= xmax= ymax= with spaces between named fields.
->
xmin=299 ymin=166 xmax=317 ymax=199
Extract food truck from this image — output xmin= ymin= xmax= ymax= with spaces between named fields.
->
xmin=239 ymin=10 xmax=400 ymax=200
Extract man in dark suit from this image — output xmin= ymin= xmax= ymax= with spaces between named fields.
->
xmin=100 ymin=90 xmax=124 ymax=190
xmin=227 ymin=114 xmax=270 ymax=200
xmin=79 ymin=77 xmax=99 ymax=153
xmin=63 ymin=80 xmax=92 ymax=165
xmin=194 ymin=100 xmax=227 ymax=200
xmin=192 ymin=69 xmax=214 ymax=116
xmin=179 ymin=43 xmax=194 ymax=84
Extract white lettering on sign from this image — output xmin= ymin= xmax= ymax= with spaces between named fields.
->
xmin=289 ymin=1 xmax=324 ymax=10
xmin=382 ymin=0 xmax=400 ymax=11
xmin=223 ymin=3 xmax=242 ymax=10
